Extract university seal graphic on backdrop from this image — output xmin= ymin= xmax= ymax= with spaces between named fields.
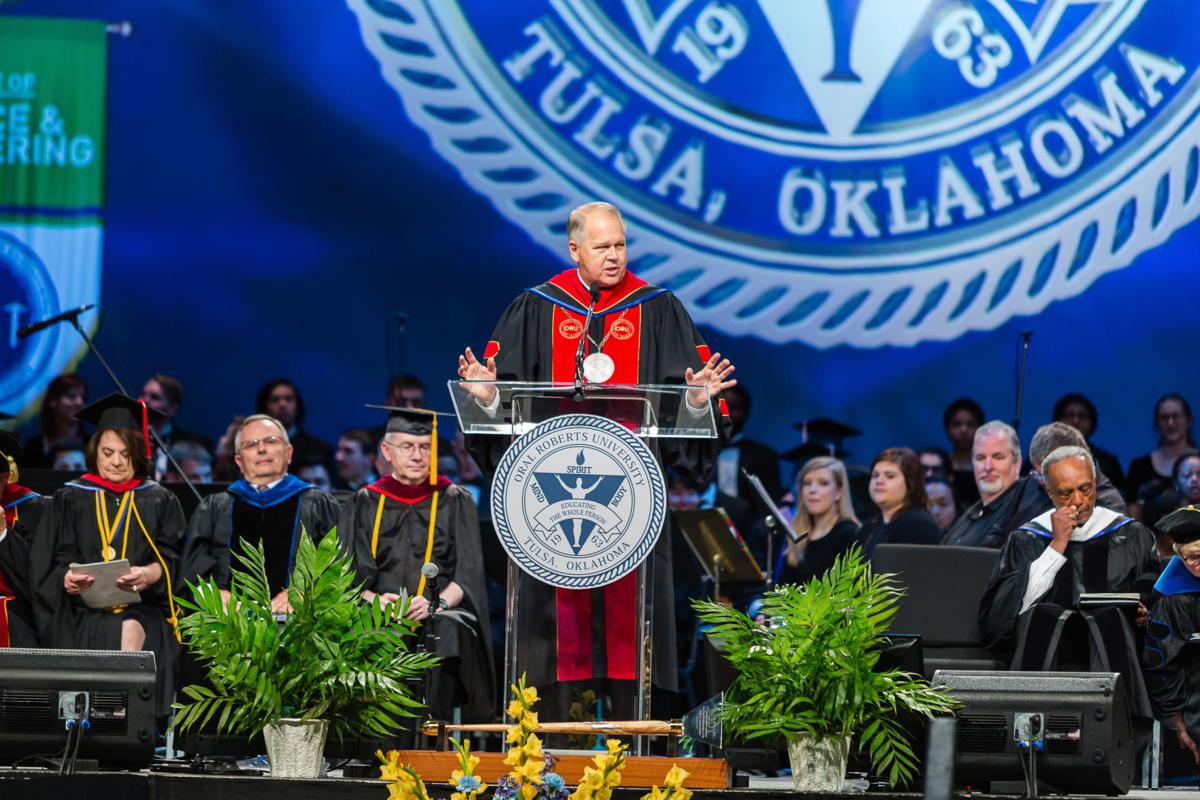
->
xmin=490 ymin=414 xmax=666 ymax=589
xmin=349 ymin=0 xmax=1200 ymax=347
xmin=0 ymin=234 xmax=60 ymax=405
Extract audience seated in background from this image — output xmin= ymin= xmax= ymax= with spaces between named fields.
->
xmin=858 ymin=447 xmax=942 ymax=558
xmin=141 ymin=373 xmax=214 ymax=480
xmin=165 ymin=440 xmax=213 ymax=485
xmin=918 ymin=446 xmax=953 ymax=480
xmin=1128 ymin=394 xmax=1197 ymax=514
xmin=333 ymin=428 xmax=379 ymax=491
xmin=943 ymin=398 xmax=985 ymax=510
xmin=777 ymin=456 xmax=859 ymax=585
xmin=1143 ymin=507 xmax=1200 ymax=764
xmin=925 ymin=475 xmax=957 ymax=531
xmin=179 ymin=414 xmax=340 ymax=613
xmin=1174 ymin=454 xmax=1200 ymax=506
xmin=0 ymin=431 xmax=48 ymax=647
xmin=295 ymin=455 xmax=334 ymax=493
xmin=22 ymin=374 xmax=88 ymax=469
xmin=29 ymin=393 xmax=186 ymax=719
xmin=367 ymin=374 xmax=427 ymax=454
xmin=1053 ymin=392 xmax=1127 ymax=500
xmin=47 ymin=438 xmax=86 ymax=472
xmin=255 ymin=378 xmax=334 ymax=474
xmin=979 ymin=445 xmax=1157 ymax=727
xmin=942 ymin=421 xmax=1025 ymax=548
xmin=717 ymin=384 xmax=784 ymax=502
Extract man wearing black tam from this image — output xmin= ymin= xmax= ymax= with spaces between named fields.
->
xmin=338 ymin=407 xmax=493 ymax=721
xmin=1143 ymin=506 xmax=1200 ymax=764
xmin=29 ymin=393 xmax=187 ymax=717
xmin=0 ymin=431 xmax=47 ymax=646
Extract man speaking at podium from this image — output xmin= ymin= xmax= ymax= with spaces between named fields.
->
xmin=458 ymin=201 xmax=735 ymax=720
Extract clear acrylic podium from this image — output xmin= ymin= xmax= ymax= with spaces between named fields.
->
xmin=449 ymin=381 xmax=718 ymax=739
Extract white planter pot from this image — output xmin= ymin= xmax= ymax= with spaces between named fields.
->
xmin=263 ymin=718 xmax=329 ymax=779
xmin=786 ymin=733 xmax=850 ymax=793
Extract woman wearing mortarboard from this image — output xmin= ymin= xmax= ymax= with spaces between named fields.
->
xmin=29 ymin=393 xmax=186 ymax=718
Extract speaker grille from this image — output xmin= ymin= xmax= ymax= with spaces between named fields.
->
xmin=0 ymin=689 xmax=56 ymax=733
xmin=1045 ymin=713 xmax=1082 ymax=755
xmin=958 ymin=712 xmax=1007 ymax=753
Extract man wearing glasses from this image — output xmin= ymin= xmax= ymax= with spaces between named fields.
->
xmin=179 ymin=414 xmax=340 ymax=613
xmin=980 ymin=445 xmax=1158 ymax=728
xmin=338 ymin=407 xmax=493 ymax=723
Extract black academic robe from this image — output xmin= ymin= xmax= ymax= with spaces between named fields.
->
xmin=1144 ymin=558 xmax=1200 ymax=738
xmin=30 ymin=477 xmax=186 ymax=715
xmin=179 ymin=476 xmax=340 ymax=598
xmin=0 ymin=485 xmax=47 ymax=647
xmin=468 ymin=268 xmax=727 ymax=693
xmin=978 ymin=509 xmax=1157 ymax=722
xmin=858 ymin=506 xmax=942 ymax=559
xmin=775 ymin=519 xmax=860 ymax=586
xmin=339 ymin=477 xmax=494 ymax=721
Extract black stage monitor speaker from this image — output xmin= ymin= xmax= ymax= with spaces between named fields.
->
xmin=933 ymin=670 xmax=1134 ymax=795
xmin=0 ymin=648 xmax=157 ymax=767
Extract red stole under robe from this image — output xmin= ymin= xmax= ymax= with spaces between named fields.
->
xmin=485 ymin=269 xmax=712 ymax=683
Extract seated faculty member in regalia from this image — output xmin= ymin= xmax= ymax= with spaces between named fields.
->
xmin=0 ymin=431 xmax=49 ymax=647
xmin=29 ymin=394 xmax=187 ymax=718
xmin=179 ymin=414 xmax=340 ymax=612
xmin=979 ymin=445 xmax=1158 ymax=727
xmin=338 ymin=407 xmax=494 ymax=722
xmin=1142 ymin=507 xmax=1200 ymax=765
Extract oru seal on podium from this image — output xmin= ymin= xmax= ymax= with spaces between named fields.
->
xmin=491 ymin=413 xmax=666 ymax=590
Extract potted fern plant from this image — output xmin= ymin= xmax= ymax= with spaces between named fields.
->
xmin=173 ymin=528 xmax=438 ymax=778
xmin=694 ymin=547 xmax=957 ymax=791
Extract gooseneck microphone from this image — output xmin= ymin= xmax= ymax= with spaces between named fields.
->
xmin=574 ymin=283 xmax=601 ymax=400
xmin=16 ymin=304 xmax=96 ymax=339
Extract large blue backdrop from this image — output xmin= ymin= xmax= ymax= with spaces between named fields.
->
xmin=3 ymin=0 xmax=1198 ymax=471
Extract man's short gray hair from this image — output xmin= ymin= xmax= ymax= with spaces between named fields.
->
xmin=234 ymin=414 xmax=290 ymax=451
xmin=973 ymin=420 xmax=1021 ymax=461
xmin=1042 ymin=445 xmax=1095 ymax=481
xmin=567 ymin=201 xmax=626 ymax=244
xmin=1029 ymin=422 xmax=1087 ymax=469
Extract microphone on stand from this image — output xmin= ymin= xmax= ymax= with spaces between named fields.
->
xmin=17 ymin=304 xmax=96 ymax=339
xmin=574 ymin=283 xmax=601 ymax=401
xmin=418 ymin=561 xmax=441 ymax=722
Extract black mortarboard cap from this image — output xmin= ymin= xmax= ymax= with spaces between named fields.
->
xmin=783 ymin=417 xmax=861 ymax=462
xmin=782 ymin=440 xmax=850 ymax=462
xmin=1159 ymin=506 xmax=1200 ymax=545
xmin=74 ymin=392 xmax=164 ymax=433
xmin=367 ymin=404 xmax=454 ymax=487
xmin=366 ymin=405 xmax=453 ymax=437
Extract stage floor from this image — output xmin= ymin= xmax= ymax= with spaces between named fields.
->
xmin=0 ymin=769 xmax=1195 ymax=800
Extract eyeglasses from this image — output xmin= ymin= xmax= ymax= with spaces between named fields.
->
xmin=385 ymin=441 xmax=431 ymax=455
xmin=238 ymin=435 xmax=285 ymax=452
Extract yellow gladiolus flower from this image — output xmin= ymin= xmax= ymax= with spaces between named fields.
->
xmin=664 ymin=765 xmax=689 ymax=788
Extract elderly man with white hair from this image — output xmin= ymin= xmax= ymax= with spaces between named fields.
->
xmin=179 ymin=414 xmax=340 ymax=612
xmin=979 ymin=445 xmax=1158 ymax=726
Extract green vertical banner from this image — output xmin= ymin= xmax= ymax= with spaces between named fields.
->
xmin=0 ymin=16 xmax=106 ymax=418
